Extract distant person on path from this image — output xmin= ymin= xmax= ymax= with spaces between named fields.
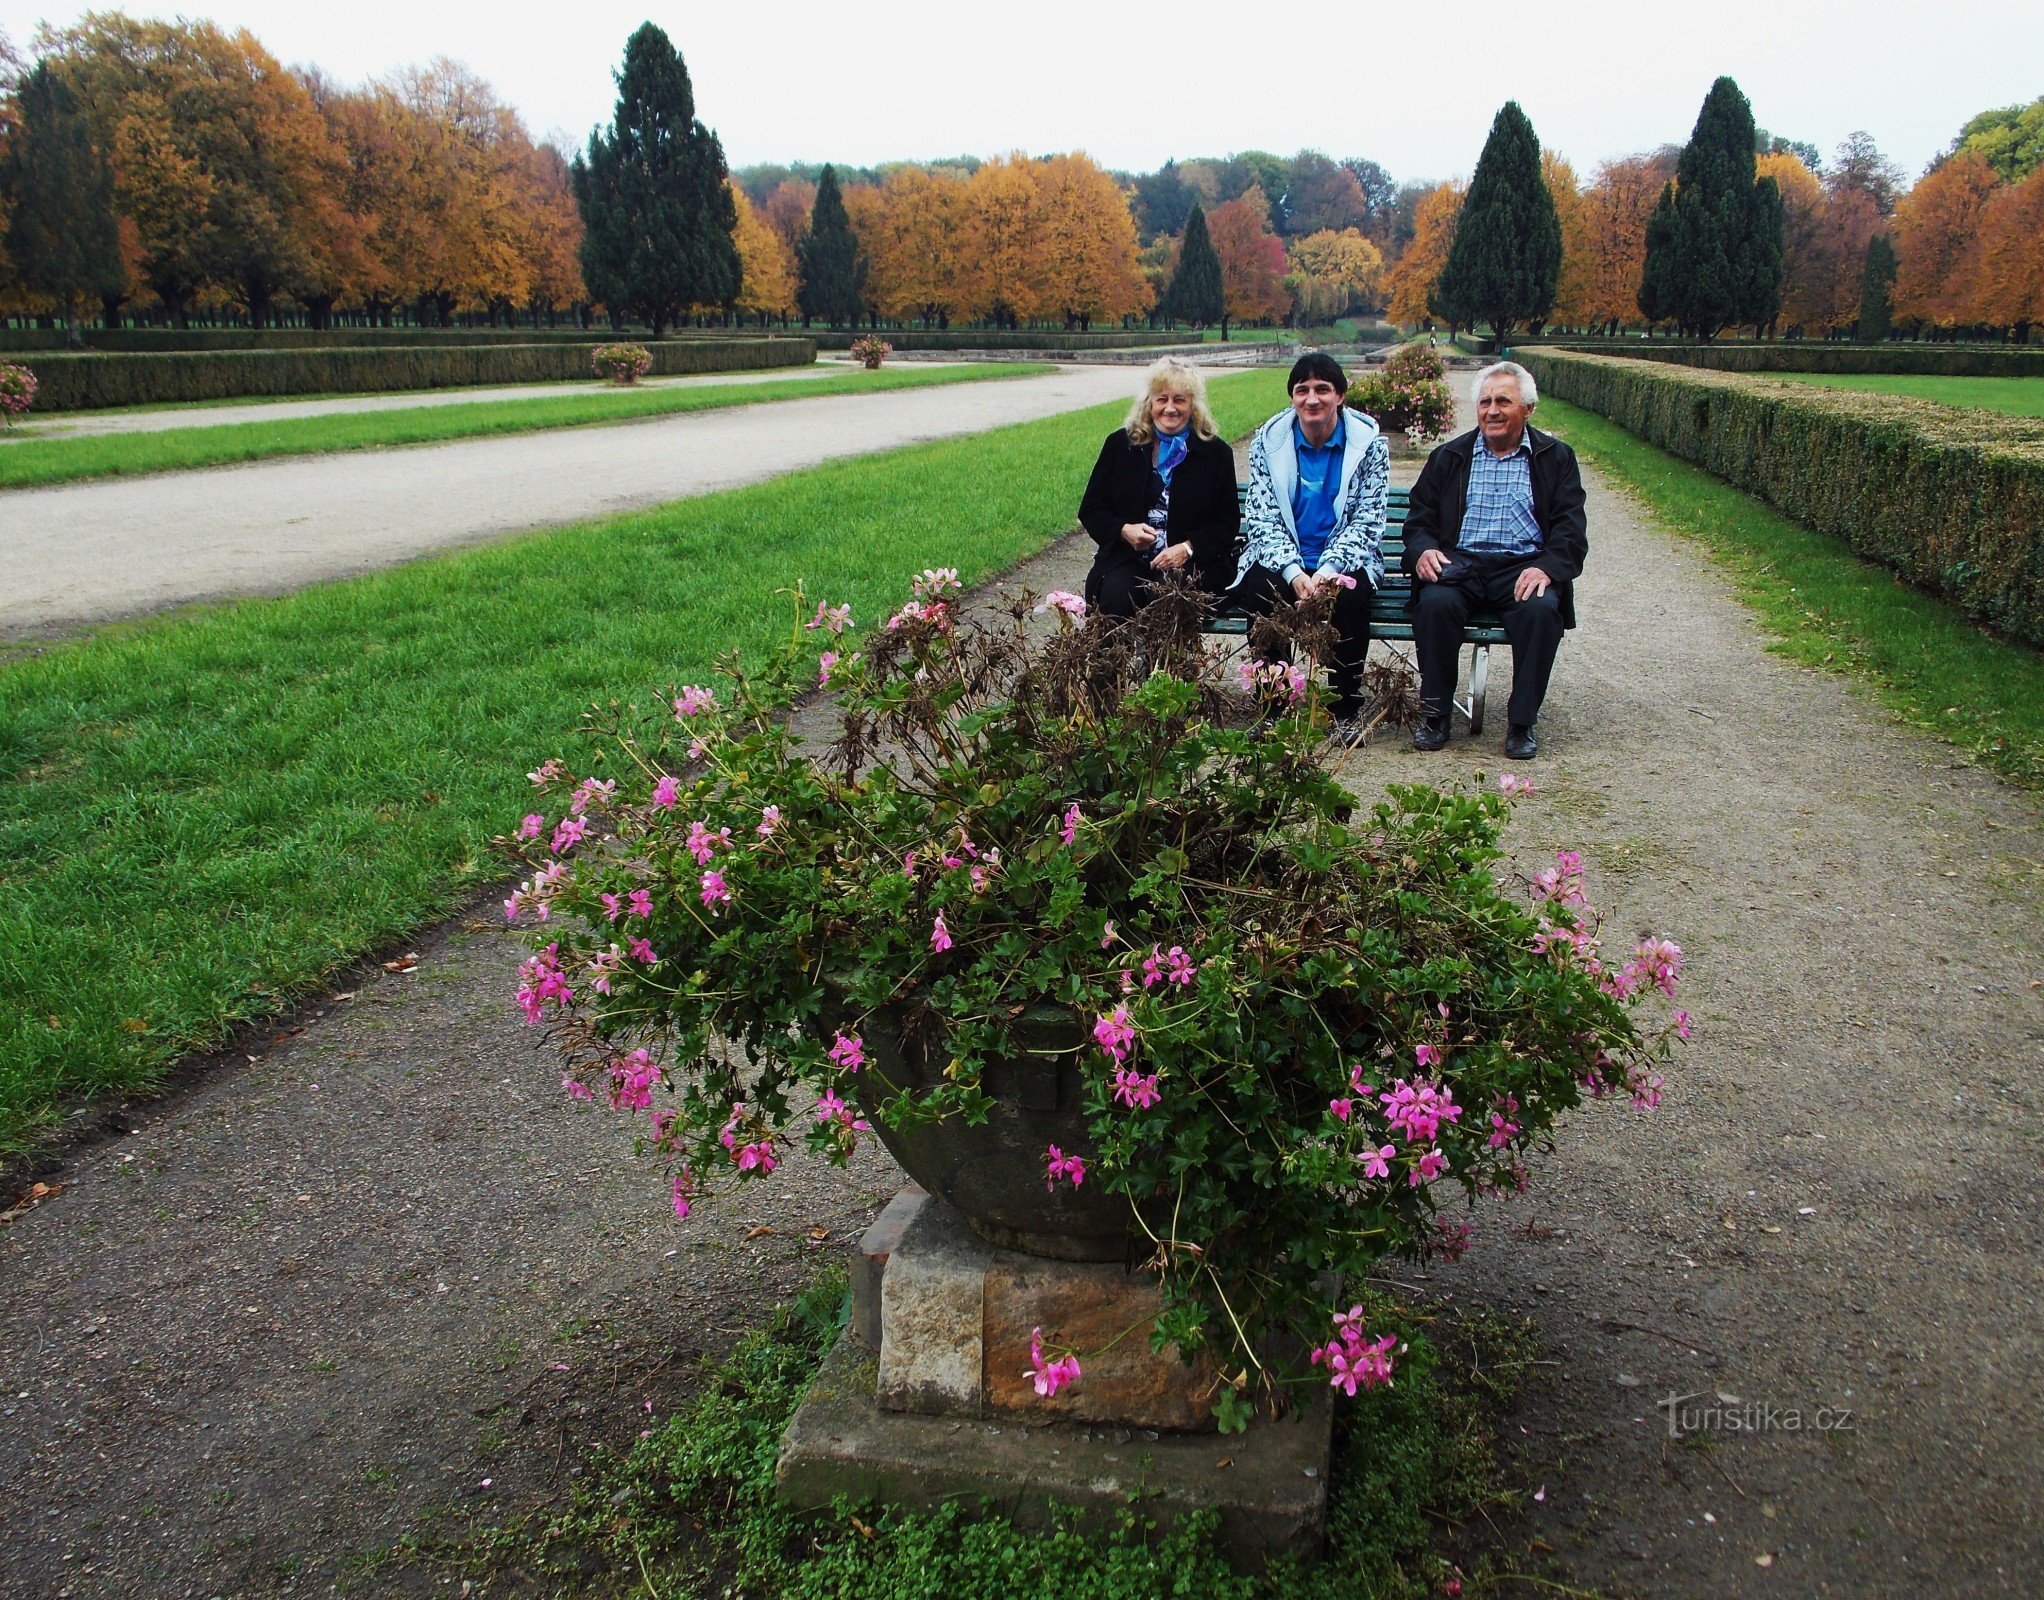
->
xmin=1078 ymin=358 xmax=1240 ymax=617
xmin=1230 ymin=351 xmax=1389 ymax=742
xmin=1403 ymin=360 xmax=1587 ymax=761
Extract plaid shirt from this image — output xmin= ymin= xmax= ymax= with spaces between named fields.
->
xmin=1460 ymin=432 xmax=1542 ymax=557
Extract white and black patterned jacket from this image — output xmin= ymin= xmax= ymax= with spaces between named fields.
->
xmin=1234 ymin=406 xmax=1390 ymax=590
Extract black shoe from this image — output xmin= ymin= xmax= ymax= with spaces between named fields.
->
xmin=1505 ymin=723 xmax=1539 ymax=760
xmin=1411 ymin=715 xmax=1451 ymax=752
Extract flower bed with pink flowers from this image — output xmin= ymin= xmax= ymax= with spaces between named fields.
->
xmin=508 ymin=577 xmax=1685 ymax=1428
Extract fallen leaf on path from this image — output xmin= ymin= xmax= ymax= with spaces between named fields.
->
xmin=1755 ymin=1552 xmax=1775 ymax=1567
xmin=0 ymin=1182 xmax=66 ymax=1224
xmin=807 ymin=1226 xmax=830 ymax=1242
xmin=744 ymin=1224 xmax=775 ymax=1239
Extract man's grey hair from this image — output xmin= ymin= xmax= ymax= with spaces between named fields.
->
xmin=1471 ymin=361 xmax=1538 ymax=408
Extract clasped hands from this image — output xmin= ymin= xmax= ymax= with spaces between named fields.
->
xmin=1120 ymin=521 xmax=1191 ymax=573
xmin=1414 ymin=547 xmax=1552 ymax=602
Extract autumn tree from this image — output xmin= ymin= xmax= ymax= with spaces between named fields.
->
xmin=956 ymin=154 xmax=1037 ymax=326
xmin=1432 ymin=101 xmax=1560 ymax=340
xmin=1575 ymin=155 xmax=1669 ymax=331
xmin=1890 ymin=151 xmax=1999 ymax=330
xmin=577 ymin=24 xmax=737 ymax=336
xmin=1286 ymin=228 xmax=1385 ymax=322
xmin=728 ymin=182 xmax=793 ymax=323
xmin=1384 ymin=180 xmax=1461 ymax=326
xmin=1756 ymin=150 xmax=1825 ymax=333
xmin=2 ymin=61 xmax=123 ymax=337
xmin=762 ymin=177 xmax=814 ymax=257
xmin=1163 ymin=200 xmax=1223 ymax=330
xmin=1541 ymin=149 xmax=1592 ymax=330
xmin=1031 ymin=152 xmax=1150 ymax=328
xmin=1207 ymin=184 xmax=1288 ymax=336
xmin=1638 ymin=76 xmax=1782 ymax=337
xmin=1828 ymin=130 xmax=1903 ymax=215
xmin=797 ymin=164 xmax=864 ymax=326
xmin=856 ymin=165 xmax=966 ymax=325
xmin=1972 ymin=171 xmax=2044 ymax=339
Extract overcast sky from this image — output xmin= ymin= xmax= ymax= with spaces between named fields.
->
xmin=3 ymin=1 xmax=2036 ymax=185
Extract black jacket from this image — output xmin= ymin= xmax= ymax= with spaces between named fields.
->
xmin=1077 ymin=429 xmax=1240 ymax=597
xmin=1401 ymin=425 xmax=1588 ymax=628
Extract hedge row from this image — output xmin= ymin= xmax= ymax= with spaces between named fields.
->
xmin=18 ymin=338 xmax=815 ymax=411
xmin=807 ymin=328 xmax=1188 ymax=352
xmin=1536 ymin=342 xmax=2044 ymax=379
xmin=1518 ymin=349 xmax=2044 ymax=647
xmin=0 ymin=326 xmax=813 ymax=353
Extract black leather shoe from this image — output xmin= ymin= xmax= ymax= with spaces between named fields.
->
xmin=1411 ymin=715 xmax=1451 ymax=752
xmin=1505 ymin=723 xmax=1539 ymax=760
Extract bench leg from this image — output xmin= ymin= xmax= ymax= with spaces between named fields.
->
xmin=1466 ymin=644 xmax=1489 ymax=737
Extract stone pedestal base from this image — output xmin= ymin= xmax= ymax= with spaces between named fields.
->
xmin=775 ymin=1187 xmax=1335 ymax=1564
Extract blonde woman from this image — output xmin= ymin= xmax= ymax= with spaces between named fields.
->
xmin=1077 ymin=357 xmax=1240 ymax=616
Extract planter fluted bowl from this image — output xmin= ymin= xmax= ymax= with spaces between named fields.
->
xmin=852 ymin=1001 xmax=1132 ymax=1261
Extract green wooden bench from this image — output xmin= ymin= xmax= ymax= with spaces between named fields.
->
xmin=1203 ymin=484 xmax=1509 ymax=735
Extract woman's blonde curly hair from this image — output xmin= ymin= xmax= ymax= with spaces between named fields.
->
xmin=1122 ymin=356 xmax=1219 ymax=446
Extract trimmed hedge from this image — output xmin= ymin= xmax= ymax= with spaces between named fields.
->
xmin=1531 ymin=341 xmax=2044 ymax=379
xmin=1519 ymin=349 xmax=2044 ymax=647
xmin=807 ymin=329 xmax=1188 ymax=352
xmin=21 ymin=338 xmax=815 ymax=411
xmin=0 ymin=326 xmax=813 ymax=353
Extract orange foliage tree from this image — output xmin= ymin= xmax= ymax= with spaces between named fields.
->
xmin=1891 ymin=152 xmax=2000 ymax=330
xmin=1207 ymin=183 xmax=1288 ymax=333
xmin=1031 ymin=152 xmax=1150 ymax=328
xmin=728 ymin=182 xmax=794 ymax=323
xmin=860 ymin=165 xmax=967 ymax=326
xmin=1575 ymin=156 xmax=1667 ymax=330
xmin=1385 ymin=180 xmax=1461 ymax=326
xmin=1285 ymin=227 xmax=1384 ymax=322
xmin=1542 ymin=149 xmax=1593 ymax=329
xmin=957 ymin=154 xmax=1040 ymax=326
xmin=1755 ymin=151 xmax=1825 ymax=334
xmin=1971 ymin=171 xmax=2044 ymax=335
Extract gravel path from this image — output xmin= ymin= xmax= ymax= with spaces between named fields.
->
xmin=0 ymin=359 xmax=899 ymax=442
xmin=0 ymin=363 xmax=1138 ymax=644
xmin=1 ymin=410 xmax=2037 ymax=1598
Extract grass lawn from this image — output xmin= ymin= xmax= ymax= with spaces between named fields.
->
xmin=0 ymin=368 xmax=1287 ymax=1150
xmin=0 ymin=363 xmax=1050 ymax=489
xmin=1539 ymin=397 xmax=2044 ymax=786
xmin=384 ymin=1270 xmax=1549 ymax=1598
xmin=1759 ymin=372 xmax=2044 ymax=417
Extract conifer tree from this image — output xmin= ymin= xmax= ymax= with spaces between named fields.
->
xmin=796 ymin=165 xmax=864 ymax=327
xmin=1856 ymin=232 xmax=1897 ymax=342
xmin=1430 ymin=101 xmax=1560 ymax=341
xmin=2 ymin=62 xmax=123 ymax=343
xmin=574 ymin=23 xmax=738 ymax=336
xmin=1638 ymin=76 xmax=1784 ymax=338
xmin=1164 ymin=201 xmax=1224 ymax=331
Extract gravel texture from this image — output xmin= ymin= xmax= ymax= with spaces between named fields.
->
xmin=1 ymin=404 xmax=2038 ymax=1599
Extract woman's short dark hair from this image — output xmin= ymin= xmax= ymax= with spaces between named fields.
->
xmin=1287 ymin=351 xmax=1348 ymax=395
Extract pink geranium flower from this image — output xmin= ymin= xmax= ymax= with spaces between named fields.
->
xmin=1044 ymin=1145 xmax=1087 ymax=1190
xmin=1026 ymin=1327 xmax=1081 ymax=1396
xmin=930 ymin=913 xmax=952 ymax=952
xmin=700 ymin=870 xmax=731 ymax=909
xmin=650 ymin=776 xmax=680 ymax=809
xmin=826 ymin=1031 xmax=865 ymax=1073
xmin=1035 ymin=590 xmax=1086 ymax=617
xmin=673 ymin=685 xmax=716 ymax=718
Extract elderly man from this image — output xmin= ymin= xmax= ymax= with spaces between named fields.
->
xmin=1231 ymin=351 xmax=1390 ymax=743
xmin=1402 ymin=360 xmax=1587 ymax=760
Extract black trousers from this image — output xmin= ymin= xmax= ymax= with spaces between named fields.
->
xmin=1411 ymin=550 xmax=1564 ymax=728
xmin=1227 ymin=564 xmax=1374 ymax=713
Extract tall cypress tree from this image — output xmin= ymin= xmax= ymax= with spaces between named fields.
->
xmin=1856 ymin=233 xmax=1897 ymax=342
xmin=1429 ymin=101 xmax=1559 ymax=342
xmin=2 ymin=63 xmax=123 ymax=344
xmin=1165 ymin=202 xmax=1224 ymax=331
xmin=1638 ymin=77 xmax=1784 ymax=339
xmin=796 ymin=166 xmax=864 ymax=327
xmin=574 ymin=24 xmax=738 ymax=337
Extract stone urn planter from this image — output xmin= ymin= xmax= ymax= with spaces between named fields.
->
xmin=850 ymin=1000 xmax=1131 ymax=1261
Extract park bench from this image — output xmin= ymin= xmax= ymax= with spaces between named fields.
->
xmin=1203 ymin=484 xmax=1509 ymax=734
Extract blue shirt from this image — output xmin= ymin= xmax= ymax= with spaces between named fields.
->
xmin=1460 ymin=432 xmax=1543 ymax=558
xmin=1291 ymin=416 xmax=1345 ymax=571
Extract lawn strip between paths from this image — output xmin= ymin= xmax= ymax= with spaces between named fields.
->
xmin=1540 ymin=396 xmax=2044 ymax=786
xmin=0 ymin=368 xmax=1288 ymax=1150
xmin=0 ymin=361 xmax=1052 ymax=489
xmin=1757 ymin=371 xmax=2044 ymax=418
